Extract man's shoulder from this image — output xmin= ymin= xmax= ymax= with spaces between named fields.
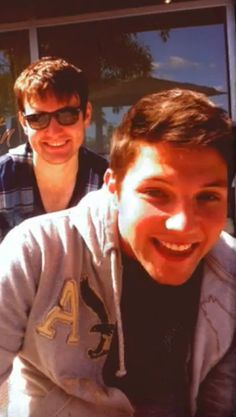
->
xmin=206 ymin=231 xmax=236 ymax=280
xmin=11 ymin=206 xmax=77 ymax=246
xmin=0 ymin=143 xmax=32 ymax=166
xmin=80 ymin=146 xmax=108 ymax=173
xmin=0 ymin=144 xmax=33 ymax=190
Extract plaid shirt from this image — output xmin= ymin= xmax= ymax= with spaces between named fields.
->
xmin=0 ymin=143 xmax=108 ymax=242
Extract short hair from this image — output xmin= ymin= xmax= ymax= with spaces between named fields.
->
xmin=14 ymin=56 xmax=88 ymax=116
xmin=110 ymin=88 xmax=234 ymax=184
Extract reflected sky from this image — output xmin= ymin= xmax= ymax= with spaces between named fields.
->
xmin=87 ymin=23 xmax=228 ymax=153
xmin=137 ymin=24 xmax=227 ymax=109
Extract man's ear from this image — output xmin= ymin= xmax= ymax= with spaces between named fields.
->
xmin=104 ymin=168 xmax=117 ymax=194
xmin=18 ymin=111 xmax=28 ymax=135
xmin=84 ymin=101 xmax=92 ymax=127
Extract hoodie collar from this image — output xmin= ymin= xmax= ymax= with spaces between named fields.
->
xmin=70 ymin=186 xmax=120 ymax=264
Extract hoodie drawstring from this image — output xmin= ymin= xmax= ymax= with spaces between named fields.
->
xmin=110 ymin=250 xmax=127 ymax=377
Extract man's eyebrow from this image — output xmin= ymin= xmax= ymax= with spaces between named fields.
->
xmin=202 ymin=180 xmax=228 ymax=187
xmin=141 ymin=177 xmax=170 ymax=184
xmin=140 ymin=178 xmax=228 ymax=187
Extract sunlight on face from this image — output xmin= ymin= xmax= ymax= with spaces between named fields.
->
xmin=116 ymin=142 xmax=227 ymax=285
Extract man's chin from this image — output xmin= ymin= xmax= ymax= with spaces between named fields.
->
xmin=143 ymin=261 xmax=198 ymax=286
xmin=151 ymin=274 xmax=192 ymax=287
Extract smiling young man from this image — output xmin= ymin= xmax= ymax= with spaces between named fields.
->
xmin=0 ymin=89 xmax=235 ymax=417
xmin=0 ymin=56 xmax=108 ymax=241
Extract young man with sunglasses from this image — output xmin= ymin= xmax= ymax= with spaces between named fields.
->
xmin=0 ymin=56 xmax=108 ymax=241
xmin=0 ymin=89 xmax=235 ymax=417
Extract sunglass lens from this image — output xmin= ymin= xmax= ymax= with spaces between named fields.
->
xmin=26 ymin=113 xmax=50 ymax=130
xmin=56 ymin=107 xmax=80 ymax=126
xmin=24 ymin=107 xmax=80 ymax=130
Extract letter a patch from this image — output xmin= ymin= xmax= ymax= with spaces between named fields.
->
xmin=36 ymin=279 xmax=79 ymax=345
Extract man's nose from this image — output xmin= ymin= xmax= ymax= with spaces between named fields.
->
xmin=165 ymin=208 xmax=197 ymax=232
xmin=47 ymin=115 xmax=62 ymax=131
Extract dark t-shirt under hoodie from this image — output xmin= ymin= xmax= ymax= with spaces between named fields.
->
xmin=103 ymin=255 xmax=203 ymax=417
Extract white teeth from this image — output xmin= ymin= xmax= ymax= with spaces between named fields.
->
xmin=49 ymin=142 xmax=66 ymax=147
xmin=160 ymin=241 xmax=192 ymax=251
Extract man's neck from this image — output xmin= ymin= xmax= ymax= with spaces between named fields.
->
xmin=33 ymin=154 xmax=79 ymax=212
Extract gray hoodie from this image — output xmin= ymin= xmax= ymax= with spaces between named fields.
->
xmin=0 ymin=187 xmax=235 ymax=417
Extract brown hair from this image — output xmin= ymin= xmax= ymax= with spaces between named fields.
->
xmin=110 ymin=88 xmax=234 ymax=184
xmin=14 ymin=56 xmax=88 ymax=116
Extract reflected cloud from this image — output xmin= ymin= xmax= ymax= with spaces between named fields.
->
xmin=153 ymin=55 xmax=202 ymax=71
xmin=213 ymin=85 xmax=225 ymax=92
xmin=169 ymin=56 xmax=201 ymax=69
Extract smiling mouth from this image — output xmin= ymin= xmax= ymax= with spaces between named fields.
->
xmin=152 ymin=238 xmax=199 ymax=256
xmin=44 ymin=140 xmax=69 ymax=148
xmin=47 ymin=141 xmax=67 ymax=148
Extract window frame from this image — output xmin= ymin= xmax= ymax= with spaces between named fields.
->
xmin=0 ymin=0 xmax=235 ymax=120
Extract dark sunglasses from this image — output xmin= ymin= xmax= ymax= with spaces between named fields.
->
xmin=23 ymin=106 xmax=81 ymax=130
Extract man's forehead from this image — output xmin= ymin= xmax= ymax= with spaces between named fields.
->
xmin=132 ymin=141 xmax=225 ymax=164
xmin=122 ymin=141 xmax=227 ymax=184
xmin=25 ymin=92 xmax=80 ymax=109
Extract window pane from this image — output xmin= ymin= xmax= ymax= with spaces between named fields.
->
xmin=38 ymin=8 xmax=229 ymax=157
xmin=0 ymin=31 xmax=30 ymax=155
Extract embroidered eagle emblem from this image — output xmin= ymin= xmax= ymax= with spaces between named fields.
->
xmin=81 ymin=277 xmax=115 ymax=358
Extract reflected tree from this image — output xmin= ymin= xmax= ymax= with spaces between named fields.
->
xmin=91 ymin=32 xmax=153 ymax=152
xmin=0 ymin=44 xmax=29 ymax=153
xmin=0 ymin=53 xmax=16 ymax=123
xmin=98 ymin=33 xmax=152 ymax=80
xmin=40 ymin=25 xmax=169 ymax=152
